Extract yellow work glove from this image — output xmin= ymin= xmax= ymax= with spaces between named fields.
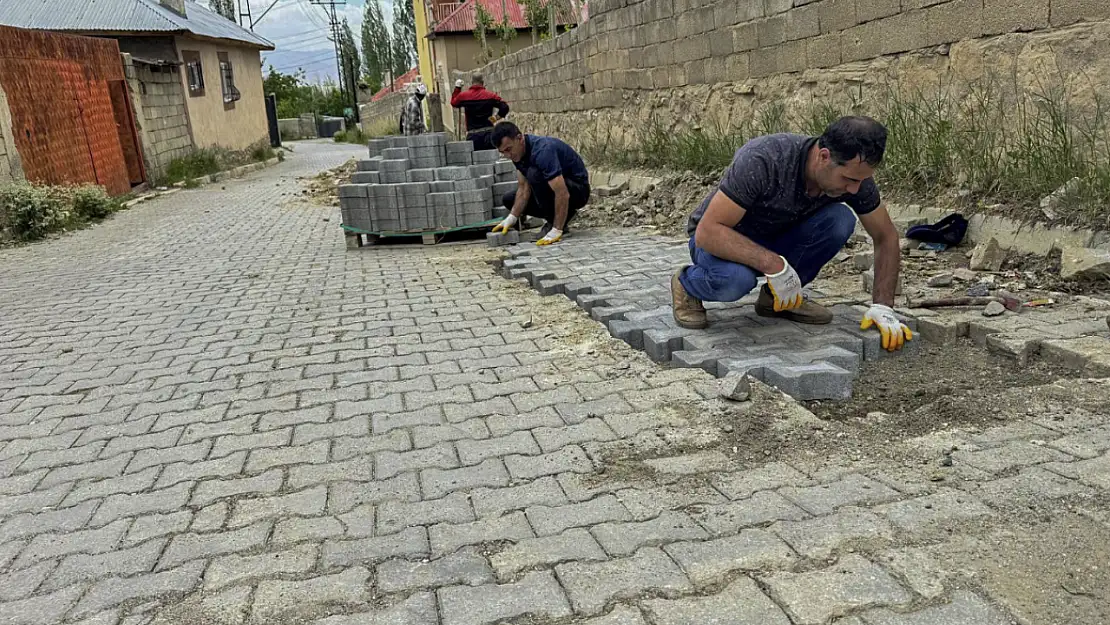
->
xmin=766 ymin=255 xmax=804 ymax=311
xmin=536 ymin=227 xmax=562 ymax=246
xmin=860 ymin=304 xmax=913 ymax=351
xmin=491 ymin=214 xmax=517 ymax=235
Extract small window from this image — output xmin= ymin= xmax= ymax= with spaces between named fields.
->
xmin=182 ymin=50 xmax=204 ymax=96
xmin=218 ymin=51 xmax=240 ymax=109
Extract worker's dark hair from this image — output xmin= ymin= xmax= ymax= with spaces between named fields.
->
xmin=490 ymin=121 xmax=522 ymax=148
xmin=819 ymin=116 xmax=887 ymax=166
xmin=471 ymin=73 xmax=484 ymax=85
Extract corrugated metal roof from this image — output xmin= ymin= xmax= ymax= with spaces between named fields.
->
xmin=0 ymin=0 xmax=273 ymax=49
xmin=371 ymin=67 xmax=420 ymax=102
xmin=432 ymin=0 xmax=570 ymax=34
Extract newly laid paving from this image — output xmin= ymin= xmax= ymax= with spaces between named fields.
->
xmin=0 ymin=140 xmax=1106 ymax=624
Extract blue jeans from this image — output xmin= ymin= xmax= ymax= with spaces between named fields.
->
xmin=679 ymin=203 xmax=856 ymax=302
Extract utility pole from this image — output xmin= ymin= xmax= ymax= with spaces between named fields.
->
xmin=237 ymin=0 xmax=254 ymax=29
xmin=310 ymin=0 xmax=347 ymax=106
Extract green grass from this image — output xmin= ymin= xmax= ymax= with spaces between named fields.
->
xmin=0 ymin=182 xmax=121 ymax=243
xmin=159 ymin=141 xmax=277 ymax=186
xmin=578 ymin=73 xmax=1110 ymax=231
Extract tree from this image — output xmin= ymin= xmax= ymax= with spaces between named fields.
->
xmin=390 ymin=0 xmax=417 ymax=79
xmin=361 ymin=0 xmax=391 ymax=93
xmin=263 ymin=66 xmax=346 ymax=118
xmin=210 ymin=0 xmax=236 ymax=21
xmin=338 ymin=18 xmax=361 ymax=112
xmin=473 ymin=4 xmax=494 ymax=64
xmin=520 ymin=0 xmax=547 ymax=44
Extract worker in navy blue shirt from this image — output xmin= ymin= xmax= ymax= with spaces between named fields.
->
xmin=489 ymin=122 xmax=590 ymax=246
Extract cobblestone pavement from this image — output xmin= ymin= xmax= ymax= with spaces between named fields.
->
xmin=1 ymin=141 xmax=1109 ymax=625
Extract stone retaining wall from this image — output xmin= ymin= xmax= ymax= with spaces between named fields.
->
xmin=479 ymin=0 xmax=1110 ymax=149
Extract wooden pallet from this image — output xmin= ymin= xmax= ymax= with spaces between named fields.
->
xmin=342 ymin=218 xmax=500 ymax=248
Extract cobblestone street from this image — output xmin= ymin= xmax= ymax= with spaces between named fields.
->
xmin=2 ymin=140 xmax=1109 ymax=625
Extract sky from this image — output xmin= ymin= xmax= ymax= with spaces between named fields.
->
xmin=205 ymin=0 xmax=390 ymax=83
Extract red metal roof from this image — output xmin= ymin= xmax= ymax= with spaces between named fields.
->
xmin=370 ymin=67 xmax=421 ymax=102
xmin=432 ymin=0 xmax=570 ymax=34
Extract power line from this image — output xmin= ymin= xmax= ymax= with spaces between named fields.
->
xmin=266 ymin=52 xmax=338 ymax=72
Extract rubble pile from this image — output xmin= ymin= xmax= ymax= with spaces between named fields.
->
xmin=300 ymin=159 xmax=357 ymax=205
xmin=577 ymin=170 xmax=718 ymax=235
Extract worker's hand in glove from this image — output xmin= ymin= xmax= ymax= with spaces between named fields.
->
xmin=536 ymin=227 xmax=562 ymax=246
xmin=454 ymin=79 xmax=464 ymax=89
xmin=860 ymin=303 xmax=913 ymax=351
xmin=766 ymin=256 xmax=804 ymax=311
xmin=491 ymin=214 xmax=517 ymax=234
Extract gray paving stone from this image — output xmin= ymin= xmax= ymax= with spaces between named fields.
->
xmin=252 ymin=567 xmax=371 ymax=624
xmin=413 ymin=419 xmax=490 ymax=449
xmin=158 ymin=521 xmax=270 ymax=570
xmin=204 ymin=544 xmax=317 ymax=589
xmin=712 ymin=462 xmax=814 ymax=499
xmin=15 ymin=517 xmax=130 ymax=567
xmin=273 ymin=516 xmax=346 ymax=546
xmin=41 ymin=538 xmax=165 ymax=592
xmin=590 ymin=510 xmax=709 ymax=556
xmin=148 ymin=586 xmax=251 ymax=625
xmin=556 ymin=547 xmax=693 ymax=615
xmin=643 ymin=451 xmax=731 ymax=475
xmin=457 ymin=431 xmax=540 ymax=465
xmin=228 ymin=485 xmax=328 ymax=528
xmin=71 ymin=560 xmax=205 ymax=620
xmin=337 ymin=505 xmax=376 ymax=538
xmin=0 ymin=585 xmax=83 ymax=625
xmin=124 ymin=510 xmax=193 ymax=546
xmin=312 ymin=592 xmax=438 ymax=625
xmin=287 ymin=455 xmax=375 ymax=489
xmin=1044 ymin=452 xmax=1110 ymax=489
xmin=644 ymin=577 xmax=792 ymax=625
xmin=505 ymin=445 xmax=593 ymax=480
xmin=378 ymin=549 xmax=495 ymax=593
xmin=861 ymin=590 xmax=1013 ymax=625
xmin=62 ymin=466 xmax=159 ymax=506
xmin=245 ymin=440 xmax=330 ymax=473
xmin=771 ymin=508 xmax=897 ymax=559
xmin=430 ymin=511 xmax=535 ymax=557
xmin=437 ymin=570 xmax=572 ymax=625
xmin=331 ymin=430 xmax=412 ymax=460
xmin=694 ymin=491 xmax=810 ymax=535
xmin=472 ymin=476 xmax=569 ymax=518
xmin=486 ymin=407 xmax=565 ymax=436
xmin=0 ymin=499 xmax=98 ymax=544
xmin=127 ymin=440 xmax=211 ymax=473
xmin=953 ymin=441 xmax=1072 ymax=474
xmin=421 ymin=458 xmax=510 ymax=499
xmin=760 ymin=555 xmax=913 ymax=625
xmin=527 ymin=494 xmax=632 ymax=536
xmin=874 ymin=490 xmax=994 ymax=536
xmin=488 ymin=527 xmax=608 ymax=576
xmin=378 ymin=492 xmax=475 ymax=534
xmin=154 ymin=451 xmax=247 ymax=489
xmin=875 ymin=547 xmax=950 ymax=600
xmin=977 ymin=466 xmax=1094 ymax=506
xmin=0 ymin=558 xmax=56 ymax=601
xmin=532 ymin=419 xmax=618 ymax=452
xmin=38 ymin=454 xmax=128 ymax=489
xmin=321 ymin=525 xmax=429 ymax=568
xmin=0 ymin=484 xmax=71 ymax=517
xmin=376 ymin=442 xmax=458 ymax=479
xmin=778 ymin=474 xmax=901 ymax=515
xmin=576 ymin=605 xmax=648 ymax=625
xmin=190 ymin=469 xmax=284 ymax=507
xmin=663 ymin=529 xmax=798 ymax=586
xmin=327 ymin=473 xmax=422 ymax=514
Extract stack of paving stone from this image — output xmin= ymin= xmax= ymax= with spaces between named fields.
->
xmin=339 ymin=133 xmax=518 ymax=233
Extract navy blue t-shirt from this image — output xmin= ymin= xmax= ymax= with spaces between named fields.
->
xmin=515 ymin=135 xmax=589 ymax=187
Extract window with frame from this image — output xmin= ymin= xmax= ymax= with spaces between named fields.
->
xmin=218 ymin=52 xmax=241 ymax=109
xmin=182 ymin=50 xmax=204 ymax=96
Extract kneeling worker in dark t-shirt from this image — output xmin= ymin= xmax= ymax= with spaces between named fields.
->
xmin=489 ymin=122 xmax=591 ymax=246
xmin=672 ymin=116 xmax=912 ymax=351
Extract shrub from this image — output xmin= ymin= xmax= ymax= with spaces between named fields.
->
xmin=0 ymin=182 xmax=70 ymax=241
xmin=68 ymin=185 xmax=118 ymax=220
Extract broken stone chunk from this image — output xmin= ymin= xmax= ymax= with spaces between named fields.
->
xmin=927 ymin=273 xmax=954 ymax=287
xmin=718 ymin=374 xmax=751 ymax=402
xmin=969 ymin=237 xmax=1006 ymax=272
xmin=982 ymin=301 xmax=1006 ymax=317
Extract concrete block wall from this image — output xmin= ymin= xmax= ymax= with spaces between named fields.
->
xmin=478 ymin=0 xmax=1110 ymax=142
xmin=358 ymin=91 xmax=409 ymax=135
xmin=339 ymin=132 xmax=518 ymax=234
xmin=130 ymin=62 xmax=193 ymax=180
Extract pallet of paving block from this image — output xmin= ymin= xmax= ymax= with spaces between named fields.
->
xmin=341 ymin=217 xmax=501 ymax=247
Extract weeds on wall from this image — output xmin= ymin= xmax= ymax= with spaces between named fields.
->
xmin=579 ymin=72 xmax=1110 ymax=230
xmin=0 ymin=182 xmax=120 ymax=243
xmin=160 ymin=142 xmax=277 ymax=186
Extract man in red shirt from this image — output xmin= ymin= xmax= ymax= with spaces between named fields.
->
xmin=450 ymin=73 xmax=510 ymax=151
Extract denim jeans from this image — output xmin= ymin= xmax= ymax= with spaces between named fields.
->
xmin=501 ymin=166 xmax=591 ymax=227
xmin=679 ymin=202 xmax=857 ymax=302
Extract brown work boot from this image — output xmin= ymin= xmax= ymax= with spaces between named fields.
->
xmin=755 ymin=285 xmax=832 ymax=325
xmin=672 ymin=267 xmax=708 ymax=329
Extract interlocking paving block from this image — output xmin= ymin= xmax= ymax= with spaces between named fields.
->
xmin=556 ymin=547 xmax=693 ymax=615
xmin=494 ymin=160 xmax=515 ymax=174
xmin=382 ymin=147 xmax=410 ymax=160
xmin=437 ymin=570 xmax=571 ymax=625
xmin=643 ymin=327 xmax=699 ymax=362
xmin=407 ymin=168 xmax=436 ymax=182
xmin=861 ymin=590 xmax=1014 ymax=625
xmin=452 ymin=178 xmax=482 ymax=191
xmin=380 ymin=170 xmax=408 ymax=184
xmin=380 ymin=159 xmax=410 ymax=172
xmin=663 ymin=530 xmax=798 ymax=586
xmin=760 ymin=555 xmax=913 ymax=625
xmin=446 ymin=141 xmax=474 ymax=153
xmin=412 ymin=156 xmax=445 ymax=169
xmin=644 ymin=577 xmax=792 ymax=625
xmin=472 ymin=149 xmax=500 ymax=164
xmin=357 ymin=157 xmax=382 ymax=171
xmin=388 ymin=136 xmax=409 ymax=148
xmin=367 ymin=139 xmax=390 ymax=156
xmin=351 ymin=171 xmax=380 ymax=184
xmin=762 ymin=362 xmax=854 ymax=400
xmin=436 ymin=166 xmax=472 ymax=181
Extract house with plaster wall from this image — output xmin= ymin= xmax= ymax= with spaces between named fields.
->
xmin=0 ymin=0 xmax=274 ymax=179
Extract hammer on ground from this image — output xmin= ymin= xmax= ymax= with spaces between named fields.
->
xmin=908 ymin=294 xmax=1021 ymax=311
